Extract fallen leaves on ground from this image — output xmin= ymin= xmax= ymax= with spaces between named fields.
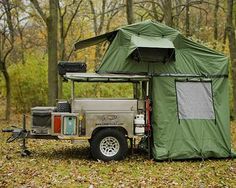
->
xmin=0 ymin=116 xmax=236 ymax=187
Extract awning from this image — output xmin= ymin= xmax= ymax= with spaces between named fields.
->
xmin=128 ymin=35 xmax=175 ymax=63
xmin=74 ymin=30 xmax=118 ymax=50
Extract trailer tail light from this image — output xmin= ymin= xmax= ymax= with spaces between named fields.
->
xmin=54 ymin=116 xmax=61 ymax=133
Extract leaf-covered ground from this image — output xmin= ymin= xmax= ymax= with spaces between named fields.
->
xmin=0 ymin=115 xmax=236 ymax=187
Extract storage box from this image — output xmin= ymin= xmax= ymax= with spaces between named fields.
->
xmin=58 ymin=61 xmax=86 ymax=76
xmin=51 ymin=113 xmax=78 ymax=136
xmin=31 ymin=107 xmax=56 ymax=135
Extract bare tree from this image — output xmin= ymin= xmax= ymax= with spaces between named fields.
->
xmin=14 ymin=2 xmax=30 ymax=64
xmin=226 ymin=0 xmax=236 ymax=118
xmin=136 ymin=0 xmax=212 ymax=34
xmin=89 ymin=0 xmax=121 ymax=68
xmin=137 ymin=0 xmax=173 ymax=26
xmin=58 ymin=0 xmax=83 ymax=61
xmin=88 ymin=0 xmax=122 ymax=96
xmin=30 ymin=0 xmax=58 ymax=105
xmin=0 ymin=0 xmax=15 ymax=120
xmin=58 ymin=0 xmax=83 ymax=98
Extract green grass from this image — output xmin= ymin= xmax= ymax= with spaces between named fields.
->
xmin=0 ymin=117 xmax=236 ymax=187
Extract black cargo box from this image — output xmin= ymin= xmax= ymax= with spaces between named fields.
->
xmin=58 ymin=61 xmax=87 ymax=76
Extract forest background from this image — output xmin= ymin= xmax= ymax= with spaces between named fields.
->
xmin=0 ymin=0 xmax=236 ymax=120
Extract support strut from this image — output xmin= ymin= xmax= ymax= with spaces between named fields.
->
xmin=21 ymin=114 xmax=31 ymax=157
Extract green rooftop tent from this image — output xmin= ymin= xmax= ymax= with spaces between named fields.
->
xmin=74 ymin=20 xmax=234 ymax=160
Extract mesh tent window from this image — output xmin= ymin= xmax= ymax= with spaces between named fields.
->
xmin=176 ymin=81 xmax=215 ymax=120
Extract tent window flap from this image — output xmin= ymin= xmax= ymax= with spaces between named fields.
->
xmin=176 ymin=81 xmax=215 ymax=120
xmin=128 ymin=35 xmax=175 ymax=63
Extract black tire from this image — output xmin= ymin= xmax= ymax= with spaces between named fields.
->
xmin=90 ymin=128 xmax=128 ymax=161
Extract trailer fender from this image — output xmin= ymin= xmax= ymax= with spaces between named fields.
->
xmin=91 ymin=126 xmax=128 ymax=138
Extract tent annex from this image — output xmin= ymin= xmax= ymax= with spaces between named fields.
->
xmin=74 ymin=20 xmax=234 ymax=160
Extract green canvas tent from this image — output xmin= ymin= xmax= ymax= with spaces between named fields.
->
xmin=74 ymin=20 xmax=234 ymax=160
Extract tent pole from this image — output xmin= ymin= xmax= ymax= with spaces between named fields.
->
xmin=146 ymin=81 xmax=149 ymax=96
xmin=71 ymin=81 xmax=75 ymax=100
xmin=146 ymin=80 xmax=151 ymax=159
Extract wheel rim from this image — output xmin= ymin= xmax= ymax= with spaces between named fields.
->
xmin=100 ymin=136 xmax=120 ymax=157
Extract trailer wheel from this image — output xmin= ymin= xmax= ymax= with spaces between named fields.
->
xmin=90 ymin=128 xmax=128 ymax=161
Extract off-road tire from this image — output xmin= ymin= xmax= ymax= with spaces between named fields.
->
xmin=90 ymin=128 xmax=128 ymax=161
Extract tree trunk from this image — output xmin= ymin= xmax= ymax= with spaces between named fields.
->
xmin=47 ymin=0 xmax=58 ymax=105
xmin=0 ymin=0 xmax=14 ymax=120
xmin=126 ymin=0 xmax=134 ymax=24
xmin=185 ymin=0 xmax=190 ymax=36
xmin=227 ymin=0 xmax=236 ymax=119
xmin=213 ymin=0 xmax=219 ymax=48
xmin=222 ymin=25 xmax=227 ymax=52
xmin=58 ymin=14 xmax=65 ymax=99
xmin=162 ymin=0 xmax=173 ymax=27
xmin=58 ymin=36 xmax=65 ymax=99
xmin=126 ymin=0 xmax=136 ymax=98
xmin=2 ymin=64 xmax=11 ymax=120
xmin=19 ymin=31 xmax=25 ymax=64
xmin=58 ymin=36 xmax=64 ymax=99
xmin=174 ymin=0 xmax=183 ymax=28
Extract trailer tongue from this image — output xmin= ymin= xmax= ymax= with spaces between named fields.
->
xmin=2 ymin=72 xmax=151 ymax=161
